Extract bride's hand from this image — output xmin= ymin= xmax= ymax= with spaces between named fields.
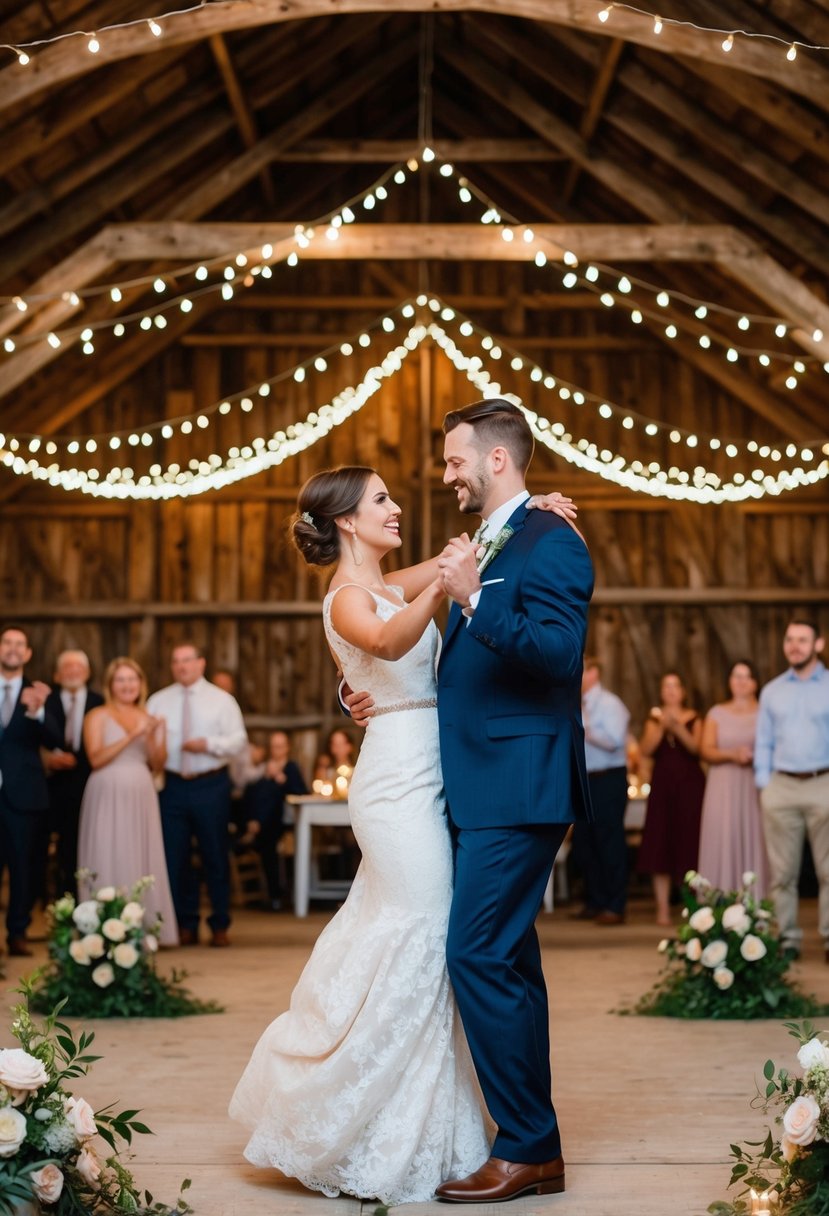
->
xmin=344 ymin=687 xmax=375 ymax=729
xmin=527 ymin=492 xmax=577 ymax=521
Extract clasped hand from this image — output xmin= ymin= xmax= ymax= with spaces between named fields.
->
xmin=437 ymin=534 xmax=480 ymax=607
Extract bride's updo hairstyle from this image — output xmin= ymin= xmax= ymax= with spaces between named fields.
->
xmin=292 ymin=466 xmax=376 ymax=567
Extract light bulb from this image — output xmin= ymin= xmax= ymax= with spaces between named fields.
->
xmin=17 ymin=50 xmax=30 ymax=65
xmin=148 ymin=19 xmax=162 ymax=36
xmin=653 ymin=16 xmax=662 ymax=34
xmin=787 ymin=43 xmax=797 ymax=61
xmin=722 ymin=33 xmax=734 ymax=52
xmin=87 ymin=36 xmax=100 ymax=53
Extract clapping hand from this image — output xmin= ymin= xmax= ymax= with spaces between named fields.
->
xmin=20 ymin=681 xmax=50 ymax=714
xmin=181 ymin=736 xmax=209 ymax=753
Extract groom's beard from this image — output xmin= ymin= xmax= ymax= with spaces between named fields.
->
xmin=454 ymin=462 xmax=490 ymax=515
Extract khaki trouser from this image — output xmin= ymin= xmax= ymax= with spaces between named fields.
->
xmin=760 ymin=771 xmax=829 ymax=947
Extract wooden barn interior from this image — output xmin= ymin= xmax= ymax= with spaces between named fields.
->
xmin=1 ymin=5 xmax=829 ymax=1214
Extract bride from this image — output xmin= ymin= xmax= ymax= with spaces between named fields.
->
xmin=229 ymin=465 xmax=573 ymax=1204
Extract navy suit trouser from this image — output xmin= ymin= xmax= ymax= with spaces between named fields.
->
xmin=159 ymin=770 xmax=231 ymax=933
xmin=446 ymin=821 xmax=569 ymax=1164
xmin=0 ymin=793 xmax=45 ymax=940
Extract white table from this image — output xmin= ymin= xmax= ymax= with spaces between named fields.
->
xmin=286 ymin=795 xmax=353 ymax=917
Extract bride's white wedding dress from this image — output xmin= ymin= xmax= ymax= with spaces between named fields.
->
xmin=229 ymin=585 xmax=491 ymax=1204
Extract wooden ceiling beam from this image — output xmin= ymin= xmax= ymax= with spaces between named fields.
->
xmin=2 ymin=0 xmax=826 ymax=114
xmin=209 ymin=33 xmax=275 ymax=207
xmin=179 ymin=331 xmax=646 ymax=351
xmin=275 ymin=138 xmax=565 ymax=162
xmin=561 ymin=38 xmax=625 ymax=204
xmin=95 ymin=221 xmax=756 ymax=262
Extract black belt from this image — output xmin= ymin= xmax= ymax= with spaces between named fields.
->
xmin=777 ymin=768 xmax=829 ymax=781
xmin=165 ymin=767 xmax=226 ymax=782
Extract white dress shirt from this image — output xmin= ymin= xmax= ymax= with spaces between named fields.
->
xmin=60 ymin=685 xmax=88 ymax=751
xmin=466 ymin=489 xmax=530 ymax=617
xmin=147 ymin=677 xmax=247 ymax=776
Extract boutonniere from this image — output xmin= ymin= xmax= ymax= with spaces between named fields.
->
xmin=477 ymin=524 xmax=514 ymax=575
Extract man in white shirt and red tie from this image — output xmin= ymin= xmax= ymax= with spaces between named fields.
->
xmin=147 ymin=643 xmax=247 ymax=947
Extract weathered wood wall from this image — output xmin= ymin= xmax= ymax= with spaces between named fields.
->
xmin=2 ymin=279 xmax=827 ymax=744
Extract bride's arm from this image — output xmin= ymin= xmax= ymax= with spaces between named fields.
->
xmin=393 ymin=492 xmax=579 ymax=600
xmin=330 ymin=580 xmax=445 ymax=661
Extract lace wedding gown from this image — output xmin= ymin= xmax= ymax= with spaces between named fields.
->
xmin=229 ymin=585 xmax=491 ymax=1204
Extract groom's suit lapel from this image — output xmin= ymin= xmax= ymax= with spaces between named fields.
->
xmin=441 ymin=501 xmax=530 ymax=659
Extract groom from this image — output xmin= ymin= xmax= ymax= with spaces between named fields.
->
xmin=434 ymin=397 xmax=593 ymax=1202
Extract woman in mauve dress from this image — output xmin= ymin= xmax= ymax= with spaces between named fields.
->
xmin=697 ymin=659 xmax=768 ymax=898
xmin=77 ymin=656 xmax=178 ymax=945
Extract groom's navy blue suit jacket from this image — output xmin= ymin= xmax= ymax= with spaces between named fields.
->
xmin=437 ymin=502 xmax=594 ymax=830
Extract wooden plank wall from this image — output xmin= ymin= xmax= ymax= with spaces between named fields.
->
xmin=1 ymin=297 xmax=827 ymax=745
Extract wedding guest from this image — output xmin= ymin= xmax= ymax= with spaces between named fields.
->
xmin=241 ymin=730 xmax=308 ymax=910
xmin=77 ymin=658 xmax=178 ymax=946
xmin=212 ymin=669 xmax=237 ymax=696
xmin=755 ymin=619 xmax=829 ymax=960
xmin=314 ymin=727 xmax=357 ymax=782
xmin=147 ymin=643 xmax=247 ymax=947
xmin=0 ymin=625 xmax=51 ymax=956
xmin=698 ymin=659 xmax=768 ymax=897
xmin=42 ymin=650 xmax=104 ymax=899
xmin=571 ymin=658 xmax=631 ymax=925
xmin=637 ymin=671 xmax=705 ymax=926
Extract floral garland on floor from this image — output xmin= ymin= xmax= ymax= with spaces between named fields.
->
xmin=0 ymin=990 xmax=192 ymax=1215
xmin=628 ymin=872 xmax=827 ymax=1019
xmin=710 ymin=1023 xmax=829 ymax=1216
xmin=29 ymin=881 xmax=221 ymax=1019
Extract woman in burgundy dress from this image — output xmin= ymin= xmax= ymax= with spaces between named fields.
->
xmin=638 ymin=672 xmax=705 ymax=926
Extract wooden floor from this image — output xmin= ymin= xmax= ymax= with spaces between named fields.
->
xmin=4 ymin=899 xmax=829 ymax=1216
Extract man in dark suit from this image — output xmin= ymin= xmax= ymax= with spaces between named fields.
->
xmin=42 ymin=650 xmax=104 ymax=899
xmin=435 ymin=399 xmax=593 ymax=1203
xmin=0 ymin=625 xmax=51 ymax=956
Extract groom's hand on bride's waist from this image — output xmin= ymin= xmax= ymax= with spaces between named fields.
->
xmin=343 ymin=685 xmax=375 ymax=727
xmin=438 ymin=534 xmax=481 ymax=608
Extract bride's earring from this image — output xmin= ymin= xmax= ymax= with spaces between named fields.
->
xmin=350 ymin=530 xmax=364 ymax=567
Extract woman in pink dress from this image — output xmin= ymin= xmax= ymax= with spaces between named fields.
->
xmin=77 ymin=657 xmax=178 ymax=945
xmin=697 ymin=659 xmax=768 ymax=898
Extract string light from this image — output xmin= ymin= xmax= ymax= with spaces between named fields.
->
xmin=590 ymin=3 xmax=828 ymax=59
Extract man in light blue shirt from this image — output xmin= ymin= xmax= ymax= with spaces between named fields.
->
xmin=755 ymin=619 xmax=829 ymax=959
xmin=571 ymin=657 xmax=631 ymax=924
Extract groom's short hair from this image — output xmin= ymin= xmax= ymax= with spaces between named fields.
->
xmin=443 ymin=398 xmax=534 ymax=473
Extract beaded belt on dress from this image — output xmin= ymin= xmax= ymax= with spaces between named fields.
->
xmin=372 ymin=698 xmax=437 ymax=716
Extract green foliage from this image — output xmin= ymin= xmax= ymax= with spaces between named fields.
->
xmin=0 ymin=993 xmax=193 ymax=1216
xmin=26 ymin=885 xmax=221 ymax=1019
xmin=626 ymin=873 xmax=827 ymax=1020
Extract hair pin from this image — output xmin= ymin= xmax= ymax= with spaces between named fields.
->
xmin=301 ymin=510 xmax=315 ymax=526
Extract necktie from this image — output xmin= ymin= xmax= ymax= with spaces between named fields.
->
xmin=0 ymin=683 xmax=13 ymax=728
xmin=181 ymin=687 xmax=192 ymax=775
xmin=64 ymin=693 xmax=77 ymax=749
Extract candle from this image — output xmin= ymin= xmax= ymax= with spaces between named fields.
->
xmin=749 ymin=1189 xmax=760 ymax=1216
xmin=758 ymin=1192 xmax=772 ymax=1216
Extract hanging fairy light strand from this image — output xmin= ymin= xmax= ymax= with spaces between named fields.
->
xmin=2 ymin=297 xmax=826 ymax=504
xmin=595 ymin=3 xmax=823 ymax=62
xmin=4 ymin=0 xmax=828 ymax=67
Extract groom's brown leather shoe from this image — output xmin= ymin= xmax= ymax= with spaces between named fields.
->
xmin=435 ymin=1155 xmax=565 ymax=1202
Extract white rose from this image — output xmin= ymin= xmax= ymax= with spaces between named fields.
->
xmin=68 ymin=940 xmax=90 ymax=966
xmin=52 ymin=895 xmax=75 ymax=919
xmin=0 ymin=1049 xmax=49 ymax=1104
xmin=783 ymin=1094 xmax=821 ymax=1146
xmin=143 ymin=933 xmax=158 ymax=954
xmin=95 ymin=887 xmax=116 ymax=902
xmin=722 ymin=904 xmax=752 ymax=936
xmin=713 ymin=966 xmax=734 ymax=990
xmin=689 ymin=907 xmax=715 ymax=933
xmin=72 ymin=901 xmax=100 ymax=934
xmin=112 ymin=943 xmax=139 ymax=969
xmin=657 ymin=939 xmax=669 ymax=953
xmin=91 ymin=963 xmax=115 ymax=989
xmin=31 ymin=1163 xmax=64 ymax=1204
xmin=0 ymin=1106 xmax=27 ymax=1156
xmin=120 ymin=901 xmax=144 ymax=929
xmin=685 ymin=937 xmax=703 ymax=962
xmin=101 ymin=918 xmax=126 ymax=942
xmin=781 ymin=1134 xmax=799 ymax=1163
xmin=701 ymin=940 xmax=729 ymax=969
xmin=81 ymin=933 xmax=105 ymax=960
xmin=740 ymin=935 xmax=768 ymax=962
xmin=798 ymin=1038 xmax=829 ymax=1071
xmin=64 ymin=1096 xmax=97 ymax=1142
xmin=742 ymin=871 xmax=756 ymax=887
xmin=76 ymin=1144 xmax=102 ymax=1186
